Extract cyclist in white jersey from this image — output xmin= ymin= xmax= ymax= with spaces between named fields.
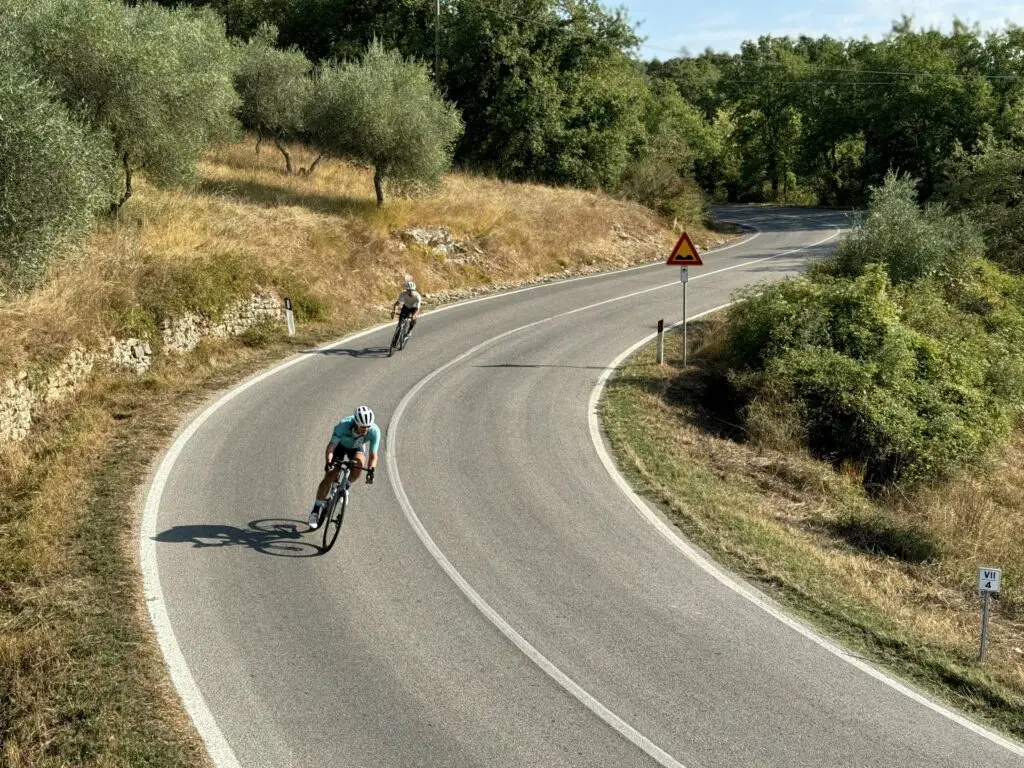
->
xmin=308 ymin=405 xmax=380 ymax=529
xmin=392 ymin=279 xmax=422 ymax=337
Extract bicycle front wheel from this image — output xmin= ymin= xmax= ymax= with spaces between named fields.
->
xmin=321 ymin=491 xmax=346 ymax=552
xmin=398 ymin=320 xmax=410 ymax=350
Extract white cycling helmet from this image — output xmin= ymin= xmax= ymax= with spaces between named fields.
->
xmin=405 ymin=279 xmax=416 ymax=291
xmin=353 ymin=405 xmax=375 ymax=428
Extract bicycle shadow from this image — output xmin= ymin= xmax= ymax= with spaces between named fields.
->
xmin=301 ymin=347 xmax=390 ymax=358
xmin=154 ymin=518 xmax=322 ymax=558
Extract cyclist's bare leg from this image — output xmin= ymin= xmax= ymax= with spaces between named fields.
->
xmin=348 ymin=453 xmax=365 ymax=482
xmin=316 ymin=466 xmax=341 ymax=501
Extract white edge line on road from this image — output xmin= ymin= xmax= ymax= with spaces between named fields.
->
xmin=137 ymin=223 xmax=765 ymax=766
xmin=586 ymin=320 xmax=1024 ymax=758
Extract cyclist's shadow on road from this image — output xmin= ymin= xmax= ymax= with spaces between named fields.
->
xmin=302 ymin=347 xmax=390 ymax=358
xmin=154 ymin=518 xmax=322 ymax=557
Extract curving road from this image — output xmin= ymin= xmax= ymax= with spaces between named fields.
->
xmin=143 ymin=207 xmax=1024 ymax=768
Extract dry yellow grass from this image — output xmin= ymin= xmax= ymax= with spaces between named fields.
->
xmin=602 ymin=325 xmax=1024 ymax=737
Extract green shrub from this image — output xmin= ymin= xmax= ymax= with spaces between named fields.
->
xmin=940 ymin=135 xmax=1024 ymax=273
xmin=726 ymin=258 xmax=1024 ymax=487
xmin=816 ymin=171 xmax=985 ymax=285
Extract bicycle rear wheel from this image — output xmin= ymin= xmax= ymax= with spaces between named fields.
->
xmin=320 ymin=490 xmax=346 ymax=552
xmin=389 ymin=323 xmax=401 ymax=356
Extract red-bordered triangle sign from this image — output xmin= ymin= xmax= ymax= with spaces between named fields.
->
xmin=666 ymin=231 xmax=703 ymax=266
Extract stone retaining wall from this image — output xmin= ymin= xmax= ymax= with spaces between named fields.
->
xmin=0 ymin=291 xmax=283 ymax=446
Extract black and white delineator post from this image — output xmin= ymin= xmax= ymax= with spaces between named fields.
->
xmin=665 ymin=231 xmax=703 ymax=367
xmin=284 ymin=296 xmax=296 ymax=336
xmin=656 ymin=319 xmax=665 ymax=364
xmin=978 ymin=567 xmax=1002 ymax=662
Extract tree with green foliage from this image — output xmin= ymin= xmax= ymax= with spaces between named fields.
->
xmin=941 ymin=133 xmax=1024 ymax=272
xmin=235 ymin=23 xmax=314 ymax=173
xmin=0 ymin=46 xmax=113 ymax=294
xmin=442 ymin=0 xmax=648 ymax=188
xmin=723 ymin=36 xmax=810 ymax=202
xmin=620 ymin=80 xmax=717 ymax=218
xmin=856 ymin=20 xmax=996 ymax=199
xmin=305 ymin=41 xmax=463 ymax=205
xmin=14 ymin=0 xmax=239 ymax=210
xmin=646 ymin=52 xmax=728 ymax=120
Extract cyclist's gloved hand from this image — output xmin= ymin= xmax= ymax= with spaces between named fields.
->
xmin=366 ymin=467 xmax=375 ymax=485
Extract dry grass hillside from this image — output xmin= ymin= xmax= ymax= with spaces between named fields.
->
xmin=0 ymin=137 xmax=729 ymax=380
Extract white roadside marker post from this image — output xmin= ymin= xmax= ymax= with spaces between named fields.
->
xmin=978 ymin=567 xmax=1002 ymax=662
xmin=284 ymin=296 xmax=296 ymax=336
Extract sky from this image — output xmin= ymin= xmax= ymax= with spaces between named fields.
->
xmin=621 ymin=0 xmax=1024 ymax=59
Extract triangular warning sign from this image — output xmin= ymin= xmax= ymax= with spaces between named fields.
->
xmin=666 ymin=231 xmax=703 ymax=266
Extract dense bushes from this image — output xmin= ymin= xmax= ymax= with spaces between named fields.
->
xmin=724 ymin=174 xmax=1024 ymax=488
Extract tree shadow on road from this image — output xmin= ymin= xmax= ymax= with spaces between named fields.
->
xmin=154 ymin=518 xmax=321 ymax=557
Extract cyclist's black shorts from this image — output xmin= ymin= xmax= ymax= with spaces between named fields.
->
xmin=329 ymin=446 xmax=364 ymax=468
xmin=398 ymin=305 xmax=417 ymax=320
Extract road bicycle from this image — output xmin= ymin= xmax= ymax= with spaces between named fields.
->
xmin=389 ymin=312 xmax=412 ymax=356
xmin=318 ymin=458 xmax=359 ymax=552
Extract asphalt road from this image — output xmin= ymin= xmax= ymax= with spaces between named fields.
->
xmin=145 ymin=207 xmax=1024 ymax=767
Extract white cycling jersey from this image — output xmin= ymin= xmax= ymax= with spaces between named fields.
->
xmin=396 ymin=289 xmax=421 ymax=310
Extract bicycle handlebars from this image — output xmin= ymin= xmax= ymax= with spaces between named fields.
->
xmin=325 ymin=458 xmax=375 ymax=483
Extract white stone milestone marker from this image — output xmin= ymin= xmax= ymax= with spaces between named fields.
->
xmin=979 ymin=567 xmax=1002 ymax=594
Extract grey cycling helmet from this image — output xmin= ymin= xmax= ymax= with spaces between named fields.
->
xmin=353 ymin=405 xmax=375 ymax=428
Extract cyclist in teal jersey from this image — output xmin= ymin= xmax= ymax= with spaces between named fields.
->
xmin=308 ymin=405 xmax=381 ymax=529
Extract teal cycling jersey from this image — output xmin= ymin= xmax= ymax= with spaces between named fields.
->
xmin=330 ymin=416 xmax=381 ymax=453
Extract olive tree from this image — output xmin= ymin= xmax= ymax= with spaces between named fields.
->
xmin=14 ymin=0 xmax=240 ymax=210
xmin=305 ymin=41 xmax=463 ymax=205
xmin=235 ymin=23 xmax=315 ymax=174
xmin=0 ymin=46 xmax=113 ymax=294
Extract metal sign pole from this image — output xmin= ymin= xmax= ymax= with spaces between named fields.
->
xmin=681 ymin=267 xmax=688 ymax=366
xmin=980 ymin=593 xmax=992 ymax=662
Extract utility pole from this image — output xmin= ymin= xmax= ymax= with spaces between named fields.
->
xmin=435 ymin=0 xmax=441 ymax=90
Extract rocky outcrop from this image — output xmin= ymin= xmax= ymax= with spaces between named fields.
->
xmin=0 ymin=292 xmax=284 ymax=446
